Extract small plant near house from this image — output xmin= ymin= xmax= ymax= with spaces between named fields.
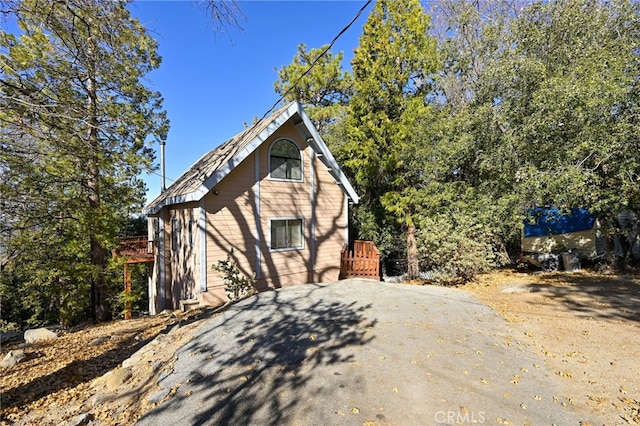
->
xmin=212 ymin=249 xmax=256 ymax=301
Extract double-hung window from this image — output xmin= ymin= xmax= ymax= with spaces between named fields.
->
xmin=270 ymin=218 xmax=303 ymax=250
xmin=269 ymin=139 xmax=302 ymax=181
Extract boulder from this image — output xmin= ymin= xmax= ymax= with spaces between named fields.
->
xmin=62 ymin=412 xmax=94 ymax=426
xmin=102 ymin=367 xmax=132 ymax=391
xmin=0 ymin=331 xmax=24 ymax=345
xmin=145 ymin=387 xmax=171 ymax=405
xmin=0 ymin=349 xmax=25 ymax=369
xmin=24 ymin=327 xmax=58 ymax=343
xmin=87 ymin=336 xmax=107 ymax=346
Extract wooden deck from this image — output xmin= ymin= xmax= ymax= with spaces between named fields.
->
xmin=113 ymin=236 xmax=154 ymax=263
xmin=340 ymin=240 xmax=381 ymax=280
xmin=113 ymin=236 xmax=154 ymax=319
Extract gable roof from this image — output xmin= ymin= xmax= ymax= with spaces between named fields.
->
xmin=144 ymin=101 xmax=359 ymax=215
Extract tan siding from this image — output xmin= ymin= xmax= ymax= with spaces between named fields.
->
xmin=161 ymin=208 xmax=171 ymax=310
xmin=202 ymin=153 xmax=259 ymax=305
xmin=313 ymin=155 xmax=347 ymax=283
xmin=162 ymin=121 xmax=350 ymax=308
xmin=166 ymin=203 xmax=199 ymax=309
xmin=149 ymin=104 xmax=357 ymax=312
xmin=522 ymin=227 xmax=600 ymax=259
xmin=257 ymin=125 xmax=315 ymax=288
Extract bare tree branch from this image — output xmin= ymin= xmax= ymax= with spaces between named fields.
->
xmin=197 ymin=0 xmax=245 ymax=37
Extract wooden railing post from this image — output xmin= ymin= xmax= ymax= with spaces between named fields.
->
xmin=114 ymin=236 xmax=154 ymax=319
xmin=124 ymin=263 xmax=132 ymax=320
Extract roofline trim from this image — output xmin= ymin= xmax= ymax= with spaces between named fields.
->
xmin=143 ymin=101 xmax=359 ymax=214
xmin=297 ymin=107 xmax=360 ymax=204
xmin=195 ymin=103 xmax=298 ymax=196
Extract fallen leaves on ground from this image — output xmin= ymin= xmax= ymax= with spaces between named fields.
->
xmin=0 ymin=309 xmax=211 ymax=425
xmin=466 ymin=268 xmax=640 ymax=424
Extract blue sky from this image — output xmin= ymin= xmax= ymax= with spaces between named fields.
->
xmin=130 ymin=1 xmax=374 ymax=204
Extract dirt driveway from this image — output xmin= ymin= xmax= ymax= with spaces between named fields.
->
xmin=467 ymin=270 xmax=640 ymax=425
xmin=136 ymin=279 xmax=604 ymax=426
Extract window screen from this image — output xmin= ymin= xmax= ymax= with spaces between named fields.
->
xmin=271 ymin=218 xmax=303 ymax=250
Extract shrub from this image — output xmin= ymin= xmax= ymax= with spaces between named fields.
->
xmin=416 ymin=213 xmax=510 ymax=285
xmin=212 ymin=249 xmax=256 ymax=301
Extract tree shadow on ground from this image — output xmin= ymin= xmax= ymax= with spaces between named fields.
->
xmin=0 ymin=308 xmax=217 ymax=418
xmin=140 ymin=283 xmax=376 ymax=425
xmin=520 ymin=272 xmax=640 ymax=324
xmin=1 ymin=331 xmax=153 ymax=412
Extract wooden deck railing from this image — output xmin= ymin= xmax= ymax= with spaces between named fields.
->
xmin=113 ymin=236 xmax=154 ymax=262
xmin=340 ymin=240 xmax=381 ymax=280
xmin=113 ymin=236 xmax=154 ymax=320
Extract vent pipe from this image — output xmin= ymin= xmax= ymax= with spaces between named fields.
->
xmin=160 ymin=140 xmax=166 ymax=193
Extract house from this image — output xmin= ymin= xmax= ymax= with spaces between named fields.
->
xmin=143 ymin=101 xmax=359 ymax=314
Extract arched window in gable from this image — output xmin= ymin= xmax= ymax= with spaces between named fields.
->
xmin=269 ymin=139 xmax=302 ymax=181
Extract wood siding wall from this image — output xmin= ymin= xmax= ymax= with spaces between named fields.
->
xmin=257 ymin=122 xmax=313 ymax=289
xmin=200 ymin=122 xmax=347 ymax=305
xmin=201 ymin=155 xmax=258 ymax=307
xmin=312 ymin=153 xmax=347 ymax=282
xmin=154 ymin=122 xmax=349 ymax=309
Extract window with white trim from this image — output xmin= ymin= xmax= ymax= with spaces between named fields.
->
xmin=188 ymin=218 xmax=194 ymax=247
xmin=171 ymin=217 xmax=180 ymax=252
xmin=270 ymin=218 xmax=303 ymax=250
xmin=269 ymin=139 xmax=302 ymax=181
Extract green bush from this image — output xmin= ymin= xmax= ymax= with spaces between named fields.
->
xmin=212 ymin=249 xmax=256 ymax=301
xmin=416 ymin=213 xmax=510 ymax=285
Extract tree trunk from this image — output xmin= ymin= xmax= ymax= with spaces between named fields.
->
xmin=406 ymin=222 xmax=419 ymax=280
xmin=86 ymin=43 xmax=110 ymax=323
xmin=90 ymin=231 xmax=109 ymax=322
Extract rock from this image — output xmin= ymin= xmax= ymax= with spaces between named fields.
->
xmin=499 ymin=281 xmax=535 ymax=294
xmin=145 ymin=387 xmax=171 ymax=405
xmin=87 ymin=336 xmax=107 ymax=346
xmin=90 ymin=392 xmax=114 ymax=408
xmin=0 ymin=349 xmax=25 ymax=369
xmin=62 ymin=412 xmax=94 ymax=426
xmin=0 ymin=331 xmax=24 ymax=345
xmin=122 ymin=348 xmax=155 ymax=369
xmin=24 ymin=327 xmax=58 ymax=343
xmin=103 ymin=367 xmax=132 ymax=391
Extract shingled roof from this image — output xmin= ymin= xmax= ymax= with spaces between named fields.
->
xmin=143 ymin=101 xmax=359 ymax=215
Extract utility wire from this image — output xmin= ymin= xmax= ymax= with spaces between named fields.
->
xmin=153 ymin=0 xmax=373 ymax=191
xmin=257 ymin=0 xmax=373 ymax=122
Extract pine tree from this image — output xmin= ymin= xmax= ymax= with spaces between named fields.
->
xmin=0 ymin=0 xmax=168 ymax=324
xmin=344 ymin=0 xmax=439 ymax=279
xmin=274 ymin=43 xmax=353 ymax=134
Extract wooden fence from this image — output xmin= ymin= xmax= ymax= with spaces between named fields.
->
xmin=340 ymin=240 xmax=381 ymax=280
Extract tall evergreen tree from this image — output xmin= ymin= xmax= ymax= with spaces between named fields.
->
xmin=274 ymin=43 xmax=353 ymax=134
xmin=344 ymin=0 xmax=439 ymax=278
xmin=0 ymin=0 xmax=168 ymax=324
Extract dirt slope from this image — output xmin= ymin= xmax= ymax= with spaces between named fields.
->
xmin=1 ymin=308 xmax=217 ymax=425
xmin=466 ymin=269 xmax=640 ymax=425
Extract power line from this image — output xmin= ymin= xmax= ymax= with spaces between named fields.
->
xmin=153 ymin=0 xmax=373 ymax=194
xmin=257 ymin=0 xmax=373 ymax=122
